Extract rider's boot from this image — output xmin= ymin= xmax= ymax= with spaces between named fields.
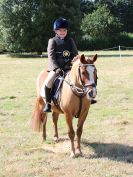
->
xmin=91 ymin=99 xmax=97 ymax=104
xmin=43 ymin=86 xmax=52 ymax=112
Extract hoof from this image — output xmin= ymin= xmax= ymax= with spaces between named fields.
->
xmin=54 ymin=137 xmax=59 ymax=142
xmin=75 ymin=149 xmax=83 ymax=157
xmin=42 ymin=138 xmax=46 ymax=143
xmin=75 ymin=152 xmax=83 ymax=157
xmin=42 ymin=135 xmax=46 ymax=141
xmin=70 ymin=152 xmax=76 ymax=158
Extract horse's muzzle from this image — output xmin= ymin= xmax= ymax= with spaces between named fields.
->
xmin=88 ymin=87 xmax=97 ymax=98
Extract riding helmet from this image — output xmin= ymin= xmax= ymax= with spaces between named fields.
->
xmin=53 ymin=18 xmax=69 ymax=30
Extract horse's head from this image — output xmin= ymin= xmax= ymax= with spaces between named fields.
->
xmin=78 ymin=54 xmax=98 ymax=98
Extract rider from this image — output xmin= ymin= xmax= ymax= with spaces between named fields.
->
xmin=43 ymin=17 xmax=78 ymax=112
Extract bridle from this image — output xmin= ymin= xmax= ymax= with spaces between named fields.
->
xmin=78 ymin=63 xmax=97 ymax=88
xmin=62 ymin=63 xmax=97 ymax=98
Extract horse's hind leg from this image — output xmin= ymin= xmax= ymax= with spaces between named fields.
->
xmin=52 ymin=112 xmax=59 ymax=142
xmin=42 ymin=112 xmax=47 ymax=141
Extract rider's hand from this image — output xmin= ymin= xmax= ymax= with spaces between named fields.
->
xmin=72 ymin=55 xmax=79 ymax=63
xmin=55 ymin=68 xmax=62 ymax=75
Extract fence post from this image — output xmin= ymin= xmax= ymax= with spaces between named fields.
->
xmin=119 ymin=45 xmax=121 ymax=58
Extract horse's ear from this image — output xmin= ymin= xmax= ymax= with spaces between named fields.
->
xmin=80 ymin=54 xmax=87 ymax=64
xmin=93 ymin=54 xmax=97 ymax=62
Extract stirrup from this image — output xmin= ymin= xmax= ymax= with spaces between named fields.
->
xmin=43 ymin=103 xmax=51 ymax=112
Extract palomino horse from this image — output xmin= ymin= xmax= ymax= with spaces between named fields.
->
xmin=31 ymin=54 xmax=97 ymax=157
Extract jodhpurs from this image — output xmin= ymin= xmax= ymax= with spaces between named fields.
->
xmin=44 ymin=71 xmax=58 ymax=88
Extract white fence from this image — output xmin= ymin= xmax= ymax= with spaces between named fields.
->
xmin=95 ymin=45 xmax=133 ymax=58
xmin=0 ymin=44 xmax=133 ymax=58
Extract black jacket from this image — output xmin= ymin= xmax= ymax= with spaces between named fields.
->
xmin=47 ymin=35 xmax=78 ymax=71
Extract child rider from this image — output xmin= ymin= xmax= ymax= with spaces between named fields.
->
xmin=43 ymin=17 xmax=78 ymax=112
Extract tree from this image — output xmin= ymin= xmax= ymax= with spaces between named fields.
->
xmin=80 ymin=0 xmax=95 ymax=17
xmin=81 ymin=4 xmax=122 ymax=39
xmin=112 ymin=0 xmax=133 ymax=33
xmin=0 ymin=0 xmax=81 ymax=53
xmin=94 ymin=0 xmax=133 ymax=32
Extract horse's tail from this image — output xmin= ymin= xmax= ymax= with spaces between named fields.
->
xmin=30 ymin=97 xmax=43 ymax=131
xmin=30 ymin=70 xmax=46 ymax=131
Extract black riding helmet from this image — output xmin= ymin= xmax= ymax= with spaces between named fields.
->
xmin=53 ymin=18 xmax=69 ymax=30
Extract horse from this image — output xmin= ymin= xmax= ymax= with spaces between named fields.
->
xmin=31 ymin=54 xmax=98 ymax=157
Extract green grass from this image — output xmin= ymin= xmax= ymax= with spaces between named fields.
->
xmin=0 ymin=54 xmax=133 ymax=177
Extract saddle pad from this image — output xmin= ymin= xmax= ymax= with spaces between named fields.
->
xmin=40 ymin=76 xmax=63 ymax=101
xmin=51 ymin=76 xmax=63 ymax=104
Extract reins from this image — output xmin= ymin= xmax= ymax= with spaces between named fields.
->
xmin=62 ymin=72 xmax=90 ymax=97
xmin=64 ymin=64 xmax=96 ymax=96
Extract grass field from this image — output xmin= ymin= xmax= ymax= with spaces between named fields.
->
xmin=0 ymin=53 xmax=133 ymax=177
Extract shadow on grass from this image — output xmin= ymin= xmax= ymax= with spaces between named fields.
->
xmin=23 ymin=147 xmax=55 ymax=156
xmin=82 ymin=140 xmax=133 ymax=163
xmin=0 ymin=96 xmax=16 ymax=100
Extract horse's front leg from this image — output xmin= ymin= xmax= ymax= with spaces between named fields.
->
xmin=65 ymin=113 xmax=75 ymax=158
xmin=76 ymin=111 xmax=88 ymax=156
xmin=52 ymin=112 xmax=59 ymax=142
